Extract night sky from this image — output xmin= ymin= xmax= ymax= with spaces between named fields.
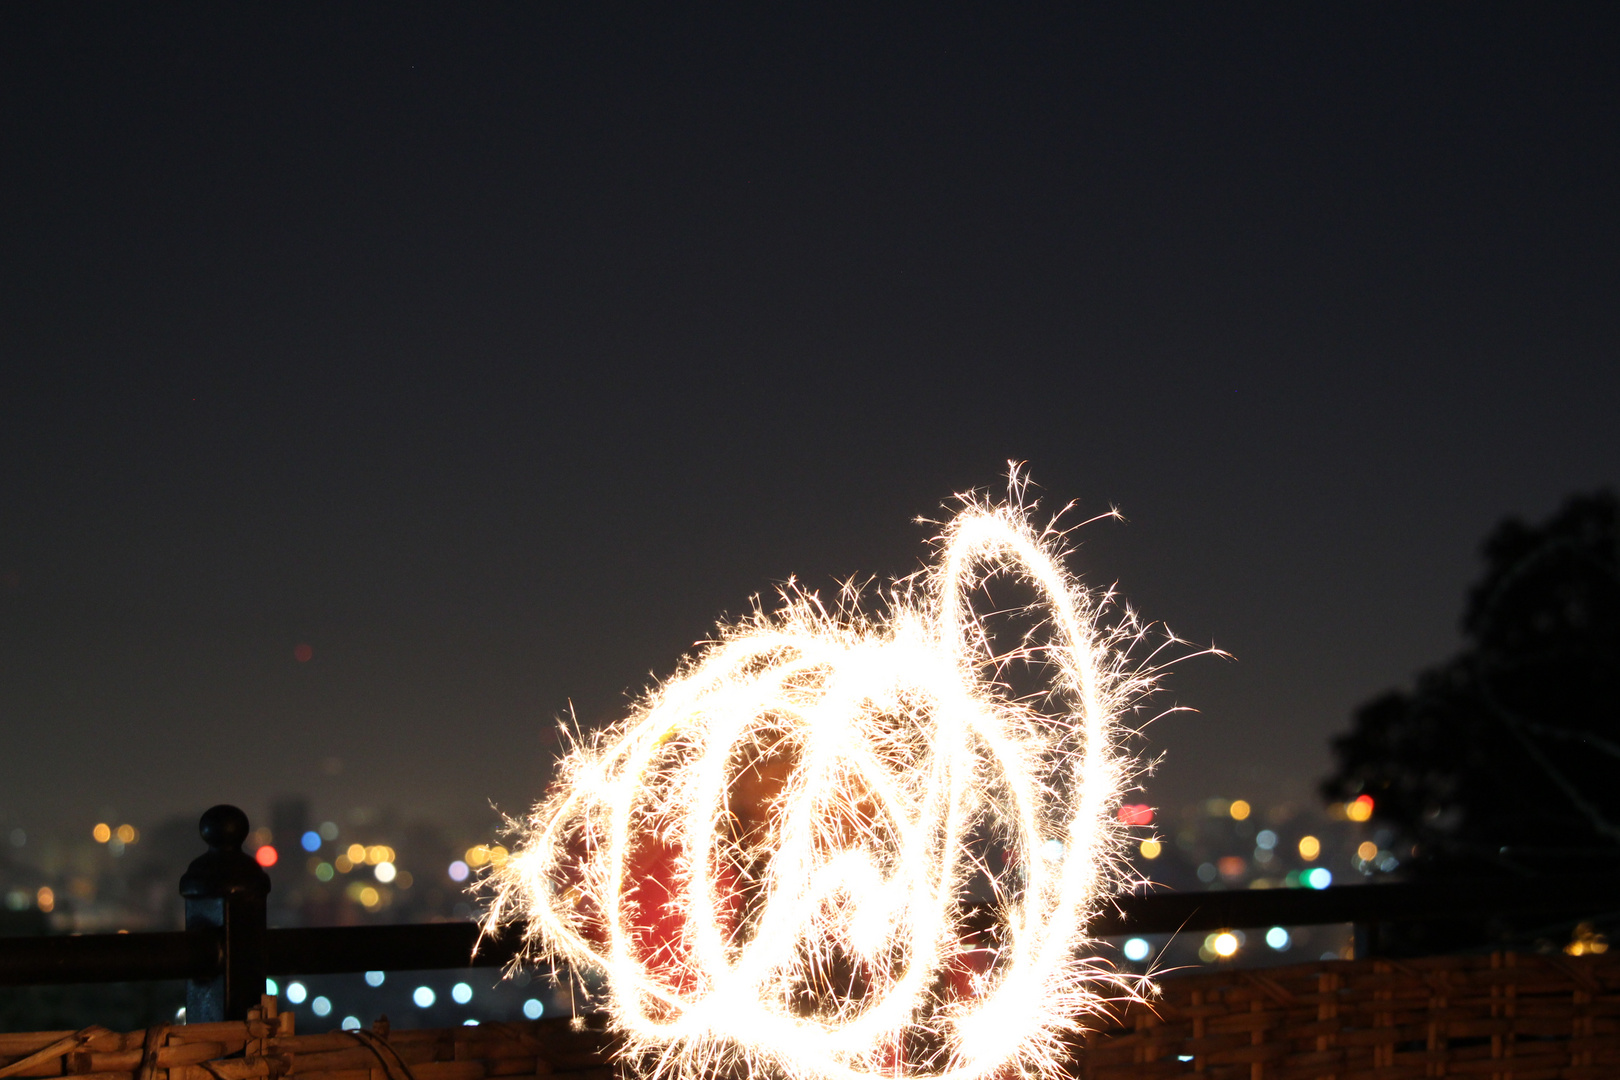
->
xmin=2 ymin=6 xmax=1617 ymax=838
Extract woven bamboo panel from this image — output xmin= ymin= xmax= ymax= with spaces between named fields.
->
xmin=1082 ymin=952 xmax=1620 ymax=1080
xmin=0 ymin=1001 xmax=616 ymax=1080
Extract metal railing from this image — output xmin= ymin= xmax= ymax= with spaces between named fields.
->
xmin=2 ymin=805 xmax=1615 ymax=1023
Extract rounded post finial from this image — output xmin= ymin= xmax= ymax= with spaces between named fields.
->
xmin=199 ymin=805 xmax=250 ymax=851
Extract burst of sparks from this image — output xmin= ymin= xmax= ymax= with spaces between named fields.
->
xmin=485 ymin=475 xmax=1161 ymax=1080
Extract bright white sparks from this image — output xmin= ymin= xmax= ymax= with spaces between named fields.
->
xmin=486 ymin=475 xmax=1161 ymax=1080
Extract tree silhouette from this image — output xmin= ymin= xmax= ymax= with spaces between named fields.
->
xmin=1324 ymin=491 xmax=1620 ymax=948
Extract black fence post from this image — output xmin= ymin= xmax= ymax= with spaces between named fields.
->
xmin=179 ymin=805 xmax=270 ymax=1023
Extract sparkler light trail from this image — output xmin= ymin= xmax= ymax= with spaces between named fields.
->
xmin=485 ymin=475 xmax=1161 ymax=1080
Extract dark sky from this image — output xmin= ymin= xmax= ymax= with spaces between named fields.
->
xmin=2 ymin=5 xmax=1616 ymax=838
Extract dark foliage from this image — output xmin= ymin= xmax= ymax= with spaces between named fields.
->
xmin=1324 ymin=492 xmax=1620 ymax=950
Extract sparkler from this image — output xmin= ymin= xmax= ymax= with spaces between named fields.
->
xmin=485 ymin=475 xmax=1161 ymax=1080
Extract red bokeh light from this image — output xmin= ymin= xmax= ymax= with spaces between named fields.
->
xmin=1116 ymin=804 xmax=1153 ymax=826
xmin=255 ymin=844 xmax=279 ymax=868
xmin=293 ymin=643 xmax=313 ymax=663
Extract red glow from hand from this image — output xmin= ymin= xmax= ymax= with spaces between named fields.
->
xmin=1116 ymin=804 xmax=1153 ymax=826
xmin=255 ymin=844 xmax=279 ymax=868
xmin=293 ymin=643 xmax=313 ymax=663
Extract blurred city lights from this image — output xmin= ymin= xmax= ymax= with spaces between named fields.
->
xmin=315 ymin=862 xmax=335 ymax=882
xmin=522 ymin=999 xmax=544 ymax=1020
xmin=365 ymin=970 xmax=386 ymax=986
xmin=347 ymin=844 xmax=367 ymax=864
xmin=92 ymin=823 xmax=111 ymax=843
xmin=301 ymin=831 xmax=322 ymax=852
xmin=1264 ymin=927 xmax=1290 ymax=950
xmin=35 ymin=886 xmax=54 ymax=912
xmin=375 ymin=861 xmax=397 ymax=883
xmin=1122 ymin=938 xmax=1150 ymax=962
xmin=1566 ymin=922 xmax=1610 ymax=956
xmin=286 ymin=982 xmax=308 ymax=1005
xmin=448 ymin=860 xmax=470 ymax=882
xmin=266 ymin=978 xmax=279 ymax=996
xmin=1297 ymin=835 xmax=1321 ymax=861
xmin=312 ymin=996 xmax=332 ymax=1017
xmin=413 ymin=986 xmax=436 ymax=1008
xmin=342 ymin=1017 xmax=362 ymax=1031
xmin=1138 ymin=839 xmax=1161 ymax=859
xmin=319 ymin=821 xmax=340 ymax=841
xmin=1254 ymin=829 xmax=1277 ymax=850
xmin=1306 ymin=868 xmax=1333 ymax=890
xmin=452 ymin=982 xmax=473 ymax=1004
xmin=1228 ymin=800 xmax=1251 ymax=821
xmin=255 ymin=845 xmax=279 ymax=868
xmin=464 ymin=1020 xmax=480 ymax=1027
xmin=115 ymin=824 xmax=137 ymax=844
xmin=1212 ymin=932 xmax=1239 ymax=958
xmin=1356 ymin=841 xmax=1378 ymax=862
xmin=1346 ymin=795 xmax=1374 ymax=823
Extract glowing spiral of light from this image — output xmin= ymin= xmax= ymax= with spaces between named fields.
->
xmin=486 ymin=483 xmax=1148 ymax=1080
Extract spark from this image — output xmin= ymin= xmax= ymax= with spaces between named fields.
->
xmin=485 ymin=473 xmax=1161 ymax=1080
